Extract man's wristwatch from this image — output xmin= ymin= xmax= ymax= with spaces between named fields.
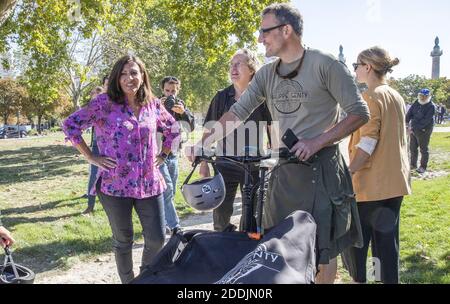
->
xmin=158 ymin=152 xmax=169 ymax=160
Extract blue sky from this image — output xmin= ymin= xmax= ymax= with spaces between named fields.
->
xmin=259 ymin=0 xmax=450 ymax=79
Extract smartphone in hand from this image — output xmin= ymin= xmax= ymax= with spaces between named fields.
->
xmin=282 ymin=128 xmax=299 ymax=150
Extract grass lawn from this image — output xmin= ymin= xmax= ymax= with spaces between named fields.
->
xmin=0 ymin=131 xmax=449 ymax=282
xmin=0 ymin=132 xmax=194 ymax=273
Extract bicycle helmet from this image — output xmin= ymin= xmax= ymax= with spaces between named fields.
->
xmin=0 ymin=247 xmax=35 ymax=284
xmin=181 ymin=161 xmax=226 ymax=211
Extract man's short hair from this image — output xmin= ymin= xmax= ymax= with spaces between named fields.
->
xmin=262 ymin=3 xmax=303 ymax=37
xmin=161 ymin=76 xmax=181 ymax=89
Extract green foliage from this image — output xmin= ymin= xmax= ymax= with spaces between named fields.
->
xmin=389 ymin=75 xmax=450 ymax=108
xmin=389 ymin=75 xmax=428 ymax=104
xmin=27 ymin=128 xmax=39 ymax=136
xmin=1 ymin=0 xmax=285 ymax=115
xmin=50 ymin=126 xmax=63 ymax=132
xmin=0 ymin=77 xmax=28 ymax=124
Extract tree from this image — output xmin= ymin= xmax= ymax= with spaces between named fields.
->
xmin=388 ymin=75 xmax=428 ymax=104
xmin=1 ymin=0 xmax=284 ymax=113
xmin=141 ymin=0 xmax=281 ymax=111
xmin=64 ymin=30 xmax=104 ymax=109
xmin=0 ymin=0 xmax=17 ymax=26
xmin=22 ymin=68 xmax=64 ymax=133
xmin=0 ymin=77 xmax=28 ymax=124
xmin=389 ymin=75 xmax=450 ymax=108
xmin=426 ymin=78 xmax=450 ymax=107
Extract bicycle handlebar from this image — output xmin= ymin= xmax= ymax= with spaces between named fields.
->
xmin=193 ymin=147 xmax=311 ymax=167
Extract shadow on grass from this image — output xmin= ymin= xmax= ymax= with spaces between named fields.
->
xmin=2 ymin=212 xmax=83 ymax=229
xmin=401 ymin=252 xmax=450 ymax=283
xmin=10 ymin=231 xmax=144 ymax=275
xmin=0 ymin=145 xmax=87 ymax=185
xmin=2 ymin=197 xmax=84 ymax=217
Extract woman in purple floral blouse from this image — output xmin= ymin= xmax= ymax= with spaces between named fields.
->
xmin=63 ymin=55 xmax=180 ymax=283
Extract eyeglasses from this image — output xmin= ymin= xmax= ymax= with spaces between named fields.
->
xmin=229 ymin=61 xmax=248 ymax=70
xmin=276 ymin=49 xmax=307 ymax=79
xmin=258 ymin=24 xmax=287 ymax=36
xmin=352 ymin=62 xmax=366 ymax=72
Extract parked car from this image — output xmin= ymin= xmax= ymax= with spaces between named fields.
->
xmin=0 ymin=125 xmax=28 ymax=139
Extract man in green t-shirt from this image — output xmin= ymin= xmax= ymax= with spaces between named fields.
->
xmin=188 ymin=3 xmax=369 ymax=283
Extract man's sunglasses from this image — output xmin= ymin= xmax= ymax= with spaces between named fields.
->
xmin=259 ymin=24 xmax=287 ymax=35
xmin=276 ymin=49 xmax=307 ymax=79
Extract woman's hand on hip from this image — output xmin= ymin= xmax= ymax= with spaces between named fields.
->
xmin=88 ymin=155 xmax=117 ymax=171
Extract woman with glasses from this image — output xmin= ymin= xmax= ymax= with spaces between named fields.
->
xmin=200 ymin=48 xmax=272 ymax=232
xmin=343 ymin=47 xmax=411 ymax=284
xmin=63 ymin=55 xmax=180 ymax=283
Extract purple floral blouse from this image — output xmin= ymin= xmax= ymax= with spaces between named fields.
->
xmin=63 ymin=93 xmax=180 ymax=199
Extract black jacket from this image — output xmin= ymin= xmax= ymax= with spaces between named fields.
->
xmin=406 ymin=100 xmax=435 ymax=131
xmin=158 ymin=97 xmax=195 ymax=152
xmin=161 ymin=97 xmax=195 ymax=132
xmin=204 ymin=85 xmax=272 ymax=156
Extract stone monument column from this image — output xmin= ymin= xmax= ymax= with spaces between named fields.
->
xmin=431 ymin=37 xmax=443 ymax=79
xmin=338 ymin=45 xmax=346 ymax=64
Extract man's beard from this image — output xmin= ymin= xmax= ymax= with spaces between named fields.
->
xmin=418 ymin=95 xmax=431 ymax=105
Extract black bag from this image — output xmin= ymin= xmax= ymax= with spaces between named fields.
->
xmin=131 ymin=230 xmax=259 ymax=284
xmin=131 ymin=210 xmax=316 ymax=284
xmin=216 ymin=210 xmax=317 ymax=284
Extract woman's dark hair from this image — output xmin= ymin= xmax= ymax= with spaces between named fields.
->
xmin=107 ymin=55 xmax=153 ymax=105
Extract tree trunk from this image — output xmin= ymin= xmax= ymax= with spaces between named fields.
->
xmin=0 ymin=0 xmax=17 ymax=25
xmin=37 ymin=115 xmax=42 ymax=134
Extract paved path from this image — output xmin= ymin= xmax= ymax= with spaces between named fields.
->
xmin=434 ymin=127 xmax=450 ymax=133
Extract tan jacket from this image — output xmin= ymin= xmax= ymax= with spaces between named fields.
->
xmin=349 ymin=85 xmax=411 ymax=202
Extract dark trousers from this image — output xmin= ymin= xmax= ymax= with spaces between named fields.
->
xmin=342 ymin=197 xmax=403 ymax=284
xmin=96 ymin=181 xmax=165 ymax=284
xmin=410 ymin=127 xmax=433 ymax=169
xmin=213 ymin=159 xmax=260 ymax=232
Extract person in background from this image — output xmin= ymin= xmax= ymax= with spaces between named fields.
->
xmin=158 ymin=76 xmax=195 ymax=234
xmin=438 ymin=104 xmax=446 ymax=124
xmin=83 ymin=81 xmax=109 ymax=215
xmin=200 ymin=48 xmax=272 ymax=232
xmin=406 ymin=88 xmax=435 ymax=174
xmin=342 ymin=47 xmax=411 ymax=284
xmin=63 ymin=55 xmax=180 ymax=283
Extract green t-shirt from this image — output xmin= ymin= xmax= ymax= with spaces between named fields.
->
xmin=230 ymin=48 xmax=370 ymax=148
